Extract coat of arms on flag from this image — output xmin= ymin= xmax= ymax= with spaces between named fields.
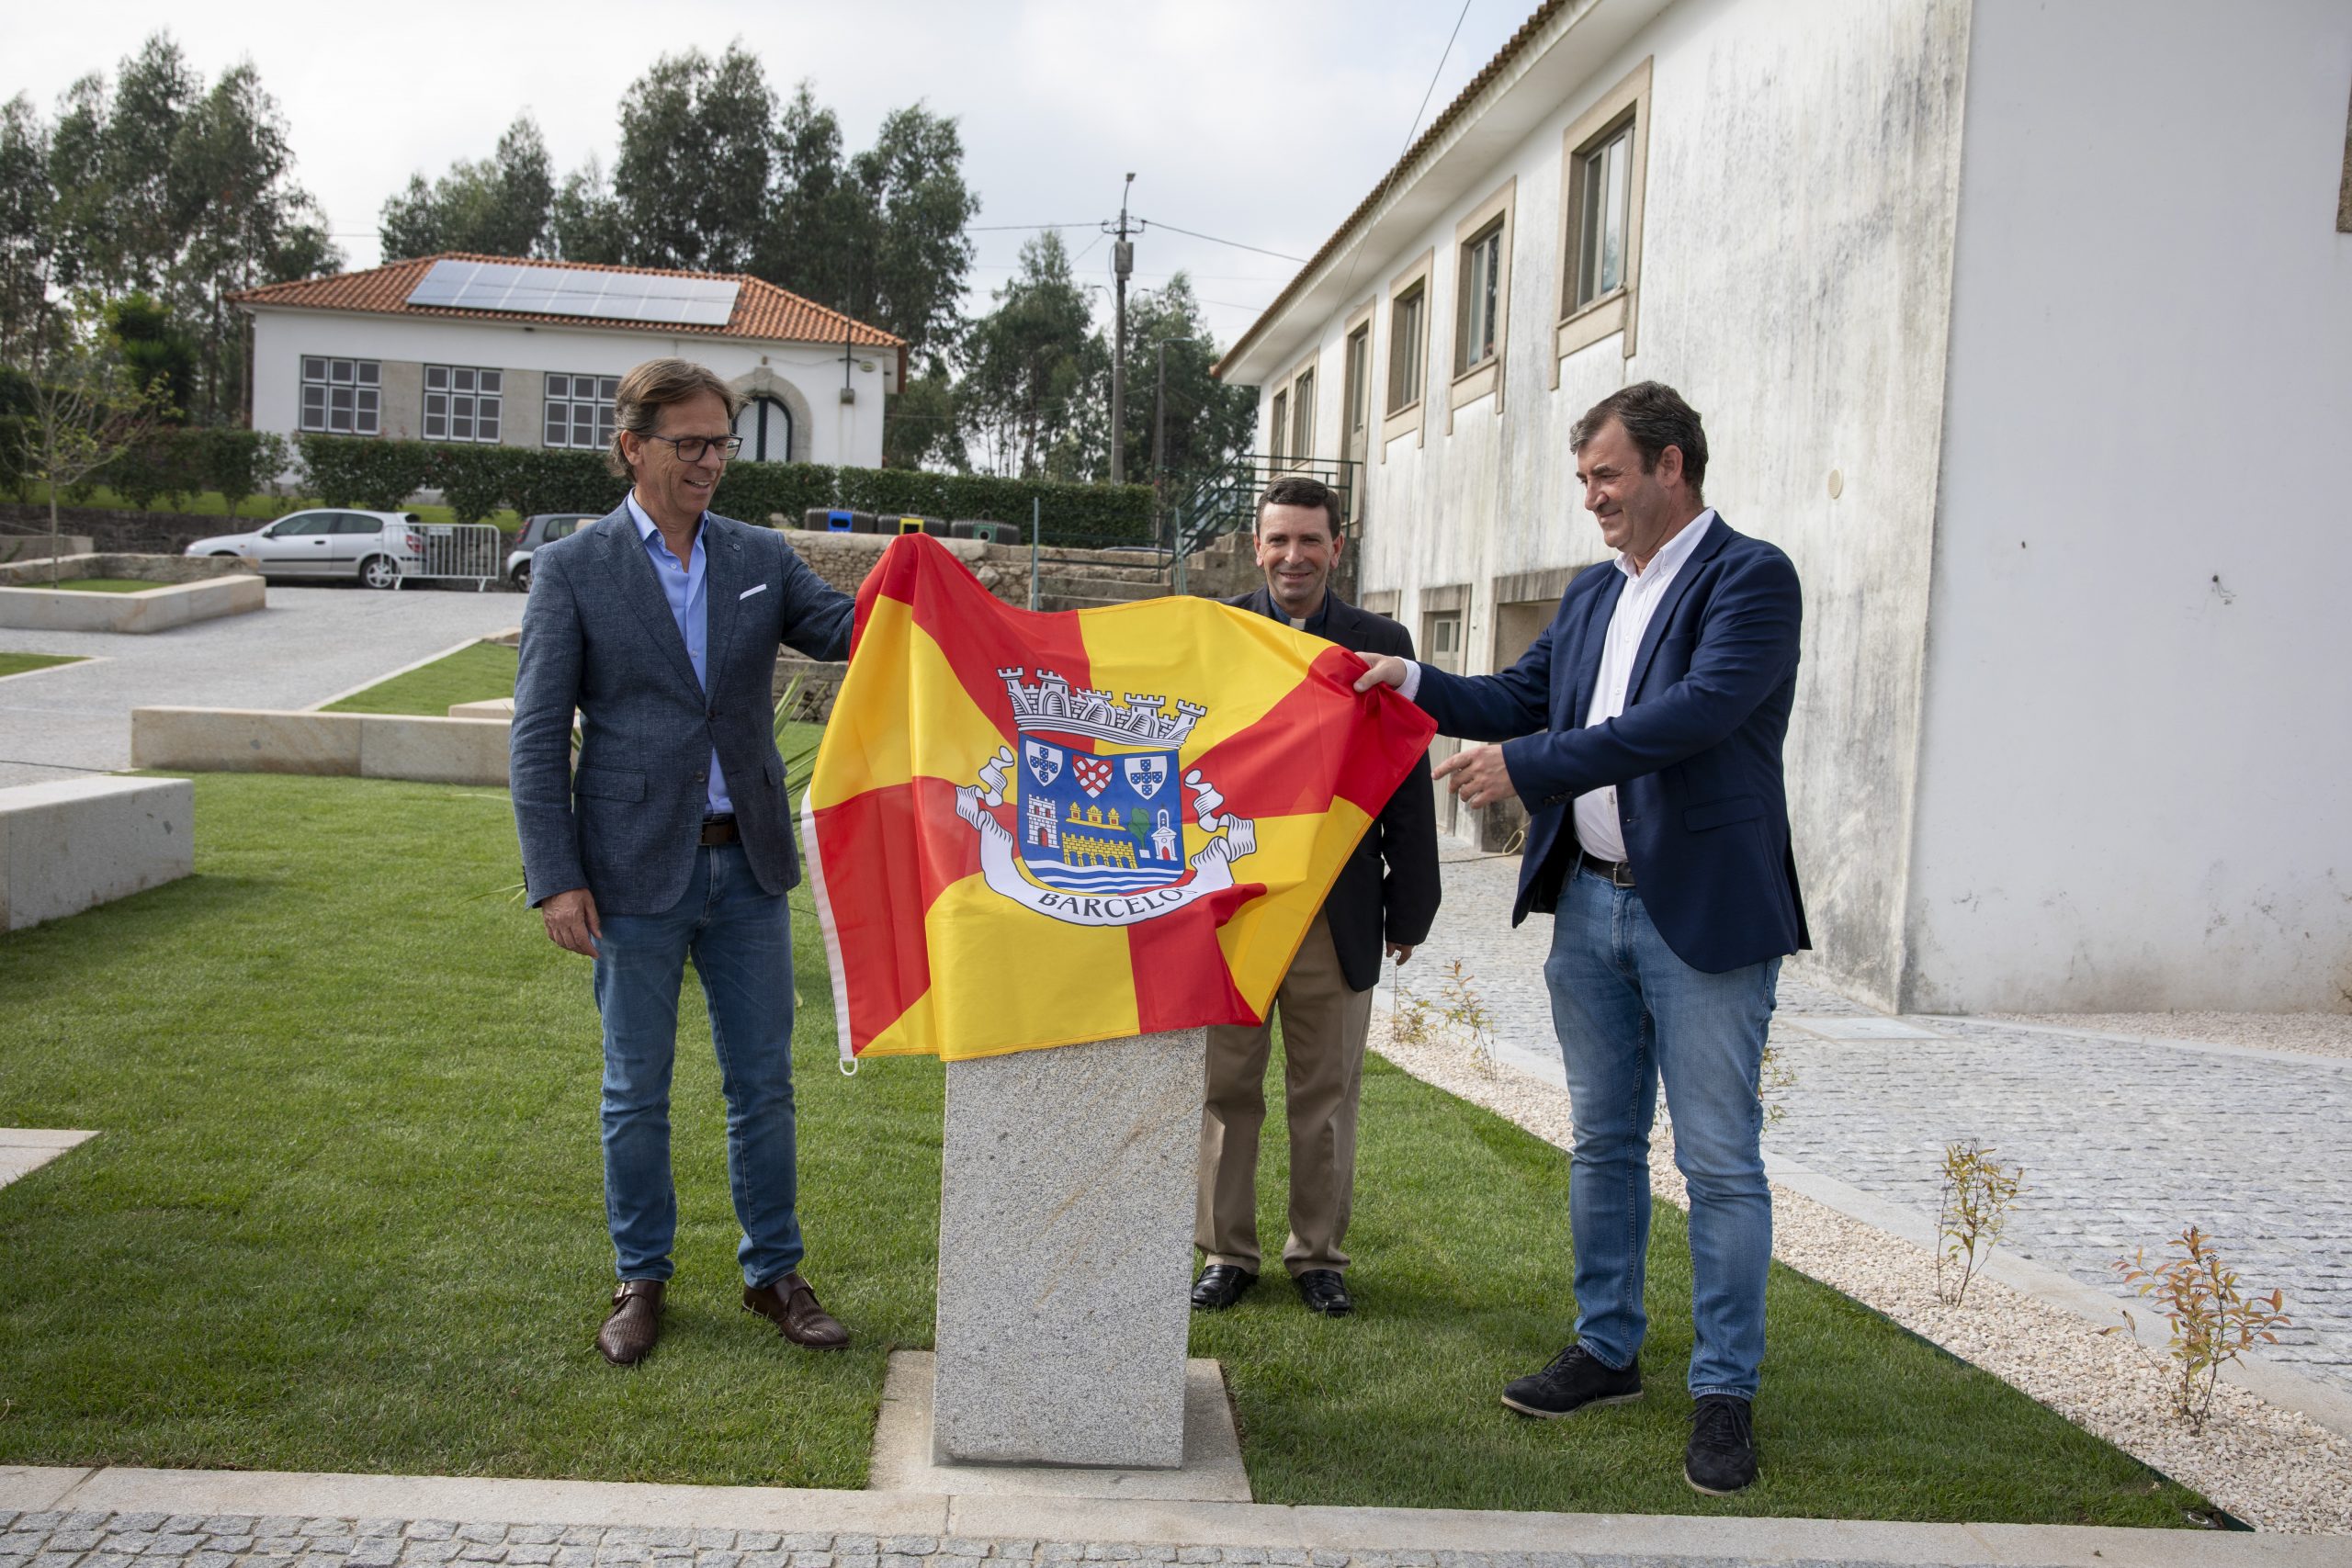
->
xmin=799 ymin=535 xmax=1435 ymax=1063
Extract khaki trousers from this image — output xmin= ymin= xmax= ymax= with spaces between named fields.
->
xmin=1195 ymin=910 xmax=1376 ymax=1276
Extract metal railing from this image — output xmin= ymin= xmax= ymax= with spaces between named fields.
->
xmin=1165 ymin=454 xmax=1363 ymax=594
xmin=401 ymin=523 xmax=504 ymax=590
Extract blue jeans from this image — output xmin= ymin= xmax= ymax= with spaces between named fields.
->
xmin=1544 ymin=863 xmax=1779 ymax=1399
xmin=592 ymin=844 xmax=803 ymax=1289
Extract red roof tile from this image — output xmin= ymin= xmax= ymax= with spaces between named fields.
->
xmin=231 ymin=252 xmax=903 ymax=349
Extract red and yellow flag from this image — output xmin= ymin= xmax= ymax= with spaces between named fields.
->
xmin=800 ymin=535 xmax=1435 ymax=1062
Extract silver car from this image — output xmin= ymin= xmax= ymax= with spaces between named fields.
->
xmin=186 ymin=509 xmax=424 ymax=589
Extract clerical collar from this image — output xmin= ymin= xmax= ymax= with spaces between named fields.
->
xmin=1260 ymin=590 xmax=1333 ymax=635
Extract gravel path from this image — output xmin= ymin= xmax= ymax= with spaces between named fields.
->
xmin=1373 ymin=1023 xmax=2352 ymax=1533
xmin=0 ymin=585 xmax=521 ymax=787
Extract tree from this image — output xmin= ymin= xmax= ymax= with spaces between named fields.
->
xmin=105 ymin=292 xmax=196 ymax=418
xmin=379 ymin=116 xmax=555 ymax=261
xmin=883 ymin=369 xmax=960 ymax=470
xmin=14 ymin=299 xmax=173 ymax=581
xmin=611 ymin=45 xmax=777 ymax=272
xmin=958 ymin=231 xmax=1105 ymax=480
xmin=1111 ymin=274 xmax=1257 ymax=483
xmin=550 ymin=154 xmax=628 ymax=265
xmin=0 ymin=96 xmax=56 ymax=365
xmin=23 ymin=35 xmax=338 ymax=426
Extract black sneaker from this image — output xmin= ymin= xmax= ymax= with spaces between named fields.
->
xmin=1684 ymin=1394 xmax=1758 ymax=1495
xmin=1499 ymin=1343 xmax=1642 ymax=1417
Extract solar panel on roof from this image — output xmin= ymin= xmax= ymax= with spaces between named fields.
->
xmin=404 ymin=259 xmax=740 ymax=328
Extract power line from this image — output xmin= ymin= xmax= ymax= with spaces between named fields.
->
xmin=1132 ymin=220 xmax=1304 ymax=265
xmin=1329 ymin=0 xmax=1477 ymax=308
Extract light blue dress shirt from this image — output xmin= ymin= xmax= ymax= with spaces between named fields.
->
xmin=626 ymin=492 xmax=731 ymax=817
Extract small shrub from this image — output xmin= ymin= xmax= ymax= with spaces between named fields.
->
xmin=1391 ymin=957 xmax=1498 ymax=1076
xmin=2110 ymin=1225 xmax=2292 ymax=1434
xmin=1758 ymin=1039 xmax=1797 ymax=1128
xmin=1936 ymin=1139 xmax=2024 ymax=1306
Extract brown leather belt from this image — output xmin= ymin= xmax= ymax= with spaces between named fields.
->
xmin=1580 ymin=851 xmax=1636 ymax=888
xmin=700 ymin=815 xmax=741 ymax=846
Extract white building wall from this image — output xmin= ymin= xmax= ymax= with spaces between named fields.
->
xmin=1904 ymin=0 xmax=2352 ymax=1010
xmin=247 ymin=309 xmax=888 ymax=470
xmin=1253 ymin=0 xmax=1972 ymax=1006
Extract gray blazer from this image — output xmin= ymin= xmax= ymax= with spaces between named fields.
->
xmin=511 ymin=504 xmax=854 ymax=915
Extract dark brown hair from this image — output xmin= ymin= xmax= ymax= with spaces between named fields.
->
xmin=1571 ymin=380 xmax=1708 ymax=502
xmin=1257 ymin=474 xmax=1341 ymax=538
xmin=607 ymin=358 xmax=742 ymax=479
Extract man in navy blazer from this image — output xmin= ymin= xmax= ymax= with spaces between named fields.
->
xmin=1356 ymin=382 xmax=1805 ymax=1496
xmin=512 ymin=359 xmax=856 ymax=1367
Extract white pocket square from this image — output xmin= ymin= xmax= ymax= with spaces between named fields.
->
xmin=739 ymin=582 xmax=769 ymax=601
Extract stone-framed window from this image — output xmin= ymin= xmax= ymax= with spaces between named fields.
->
xmin=1381 ymin=248 xmax=1434 ymax=455
xmin=300 ymin=357 xmax=379 ymax=435
xmin=544 ymin=372 xmax=619 ymax=449
xmin=1449 ymin=176 xmax=1517 ymax=423
xmin=1555 ymin=57 xmax=1654 ymax=369
xmin=424 ymin=365 xmax=503 ymax=443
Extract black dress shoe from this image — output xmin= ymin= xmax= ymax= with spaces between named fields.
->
xmin=1684 ymin=1393 xmax=1758 ymax=1495
xmin=1190 ymin=1263 xmax=1257 ymax=1310
xmin=1500 ymin=1342 xmax=1643 ymax=1417
xmin=1293 ymin=1269 xmax=1353 ymax=1315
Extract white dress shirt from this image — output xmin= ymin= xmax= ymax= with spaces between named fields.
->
xmin=1397 ymin=509 xmax=1716 ymax=863
xmin=1570 ymin=509 xmax=1714 ymax=861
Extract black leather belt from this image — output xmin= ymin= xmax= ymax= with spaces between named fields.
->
xmin=1580 ymin=851 xmax=1636 ymax=888
xmin=700 ymin=815 xmax=740 ymax=846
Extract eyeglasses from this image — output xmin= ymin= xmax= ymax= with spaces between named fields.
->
xmin=645 ymin=433 xmax=743 ymax=463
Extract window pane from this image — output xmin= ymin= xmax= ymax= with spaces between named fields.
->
xmin=545 ymin=408 xmax=566 ymax=446
xmin=597 ymin=406 xmax=616 ymax=446
xmin=1600 ymin=132 xmax=1629 ymax=296
xmin=455 ymin=367 xmax=476 ymax=393
xmin=302 ymin=356 xmax=325 ymax=382
xmin=331 ymin=360 xmax=354 ymax=382
xmin=357 ymin=362 xmax=379 ymax=386
xmin=574 ymin=405 xmax=594 ymax=446
xmin=330 ymin=405 xmax=352 ymax=434
xmin=479 ymin=407 xmax=500 ymax=442
xmin=1270 ymin=392 xmax=1285 ymax=458
xmin=480 ymin=370 xmax=501 ymax=395
xmin=547 ymin=374 xmax=570 ymax=400
xmin=426 ymin=366 xmax=447 ymax=390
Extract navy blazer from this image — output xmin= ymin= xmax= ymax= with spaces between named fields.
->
xmin=511 ymin=504 xmax=854 ymax=915
xmin=1412 ymin=513 xmax=1809 ymax=974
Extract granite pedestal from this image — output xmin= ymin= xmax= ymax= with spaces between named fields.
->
xmin=933 ymin=1028 xmax=1206 ymax=1470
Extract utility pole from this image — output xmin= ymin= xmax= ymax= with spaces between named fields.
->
xmin=1107 ymin=173 xmax=1138 ymax=485
xmin=1151 ymin=340 xmax=1168 ymax=547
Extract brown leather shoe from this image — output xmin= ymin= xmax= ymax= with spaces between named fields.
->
xmin=743 ymin=1270 xmax=850 ymax=1349
xmin=596 ymin=1280 xmax=664 ymax=1365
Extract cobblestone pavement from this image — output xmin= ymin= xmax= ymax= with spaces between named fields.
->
xmin=0 ymin=586 xmax=521 ymax=788
xmin=0 ymin=1513 xmax=1343 ymax=1568
xmin=1380 ymin=840 xmax=2352 ymax=1399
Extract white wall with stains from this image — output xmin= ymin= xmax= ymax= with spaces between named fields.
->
xmin=1904 ymin=0 xmax=2352 ymax=1010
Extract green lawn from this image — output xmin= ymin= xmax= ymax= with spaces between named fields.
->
xmin=323 ymin=641 xmax=520 ymax=716
xmin=18 ymin=480 xmax=518 ymax=531
xmin=0 ymin=773 xmax=2206 ymax=1523
xmin=45 ymin=578 xmax=155 ymax=593
xmin=0 ymin=652 xmax=87 ymax=678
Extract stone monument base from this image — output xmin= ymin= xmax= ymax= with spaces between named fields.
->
xmin=933 ymin=1028 xmax=1205 ymax=1469
xmin=867 ymin=1350 xmax=1250 ymax=1501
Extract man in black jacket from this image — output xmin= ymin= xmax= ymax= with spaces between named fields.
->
xmin=1192 ymin=476 xmax=1441 ymax=1317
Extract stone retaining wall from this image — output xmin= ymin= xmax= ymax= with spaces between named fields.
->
xmin=130 ymin=707 xmax=509 ymax=786
xmin=0 ymin=564 xmax=264 ymax=633
xmin=0 ymin=552 xmax=254 ymax=588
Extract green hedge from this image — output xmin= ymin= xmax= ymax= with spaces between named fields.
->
xmin=0 ymin=424 xmax=289 ymax=515
xmin=293 ymin=434 xmax=1156 ymax=542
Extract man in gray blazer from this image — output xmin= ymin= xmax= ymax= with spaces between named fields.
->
xmin=511 ymin=357 xmax=856 ymax=1366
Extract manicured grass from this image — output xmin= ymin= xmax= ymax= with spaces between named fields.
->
xmin=19 ymin=480 xmax=518 ymax=532
xmin=0 ymin=652 xmax=87 ymax=678
xmin=45 ymin=578 xmax=155 ymax=593
xmin=0 ymin=773 xmax=2206 ymax=1522
xmin=323 ymin=641 xmax=520 ymax=716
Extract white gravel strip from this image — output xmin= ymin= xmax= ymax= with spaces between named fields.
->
xmin=1980 ymin=1011 xmax=2352 ymax=1061
xmin=1372 ymin=1017 xmax=2352 ymax=1534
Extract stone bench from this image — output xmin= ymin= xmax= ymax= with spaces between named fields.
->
xmin=0 ymin=776 xmax=193 ymax=931
xmin=130 ymin=708 xmax=509 ymax=787
xmin=0 ymin=556 xmax=263 ymax=634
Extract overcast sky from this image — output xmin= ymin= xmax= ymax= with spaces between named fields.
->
xmin=6 ymin=0 xmax=1532 ymax=353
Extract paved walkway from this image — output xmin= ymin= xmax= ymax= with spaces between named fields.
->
xmin=3 ymin=1467 xmax=2335 ymax=1568
xmin=0 ymin=586 xmax=520 ymax=788
xmin=1380 ymin=844 xmax=2352 ymax=1401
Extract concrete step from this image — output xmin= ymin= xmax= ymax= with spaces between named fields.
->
xmin=1030 ymin=572 xmax=1170 ymax=602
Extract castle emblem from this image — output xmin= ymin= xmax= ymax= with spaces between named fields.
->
xmin=952 ymin=668 xmax=1256 ymax=929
